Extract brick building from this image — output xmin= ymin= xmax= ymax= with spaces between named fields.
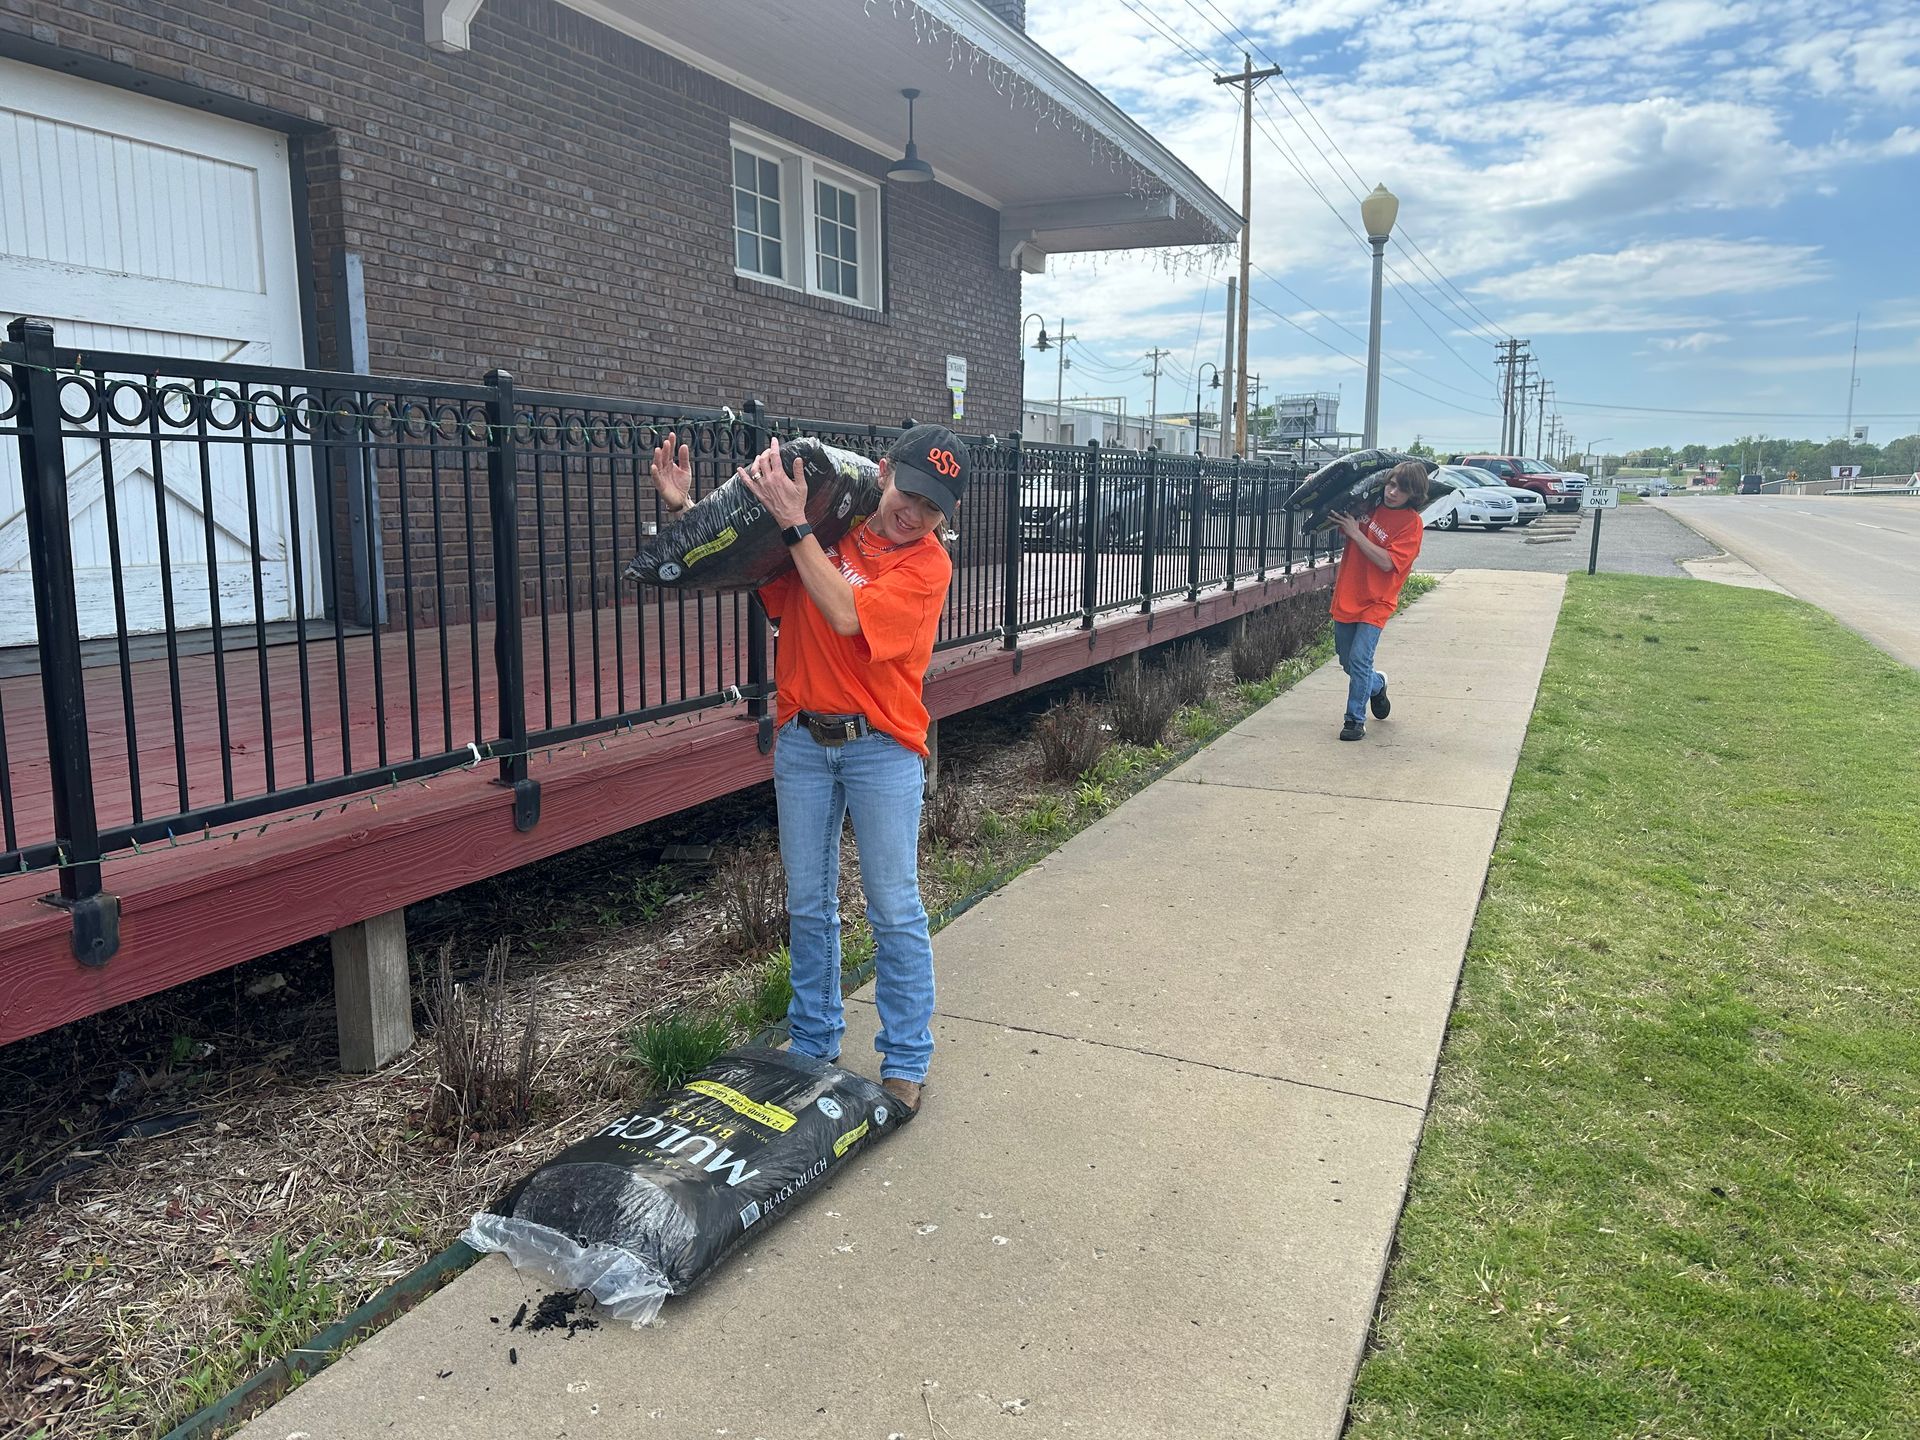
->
xmin=0 ymin=0 xmax=1233 ymax=641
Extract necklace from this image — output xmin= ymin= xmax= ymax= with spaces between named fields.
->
xmin=851 ymin=521 xmax=911 ymax=558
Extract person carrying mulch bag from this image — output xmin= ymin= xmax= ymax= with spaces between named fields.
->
xmin=651 ymin=424 xmax=969 ymax=1114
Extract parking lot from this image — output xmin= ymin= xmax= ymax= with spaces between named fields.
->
xmin=1414 ymin=499 xmax=1719 ymax=577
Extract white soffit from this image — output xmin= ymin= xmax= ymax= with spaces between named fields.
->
xmin=546 ymin=0 xmax=1239 ymax=246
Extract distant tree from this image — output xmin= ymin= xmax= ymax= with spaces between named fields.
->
xmin=1615 ymin=433 xmax=1916 ymax=480
xmin=1404 ymin=436 xmax=1437 ymax=460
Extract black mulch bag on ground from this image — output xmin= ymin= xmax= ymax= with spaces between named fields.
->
xmin=1286 ymin=449 xmax=1448 ymax=533
xmin=463 ymin=1047 xmax=909 ymax=1324
xmin=622 ymin=437 xmax=882 ymax=592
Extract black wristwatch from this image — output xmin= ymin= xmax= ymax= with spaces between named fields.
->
xmin=781 ymin=522 xmax=813 ymax=547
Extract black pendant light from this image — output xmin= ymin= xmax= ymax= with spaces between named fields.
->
xmin=887 ymin=88 xmax=934 ymax=184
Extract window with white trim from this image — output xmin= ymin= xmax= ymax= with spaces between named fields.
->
xmin=814 ymin=178 xmax=860 ymax=299
xmin=732 ymin=146 xmax=784 ymax=280
xmin=729 ymin=127 xmax=882 ymax=310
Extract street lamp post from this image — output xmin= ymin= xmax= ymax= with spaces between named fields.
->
xmin=1586 ymin=438 xmax=1612 ymax=484
xmin=1020 ymin=314 xmax=1074 ymax=441
xmin=1360 ymin=183 xmax=1398 ymax=450
xmin=1195 ymin=363 xmax=1222 ymax=456
xmin=1021 ymin=312 xmax=1057 ymax=441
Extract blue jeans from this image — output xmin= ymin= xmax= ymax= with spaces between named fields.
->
xmin=773 ymin=720 xmax=935 ymax=1083
xmin=1333 ymin=621 xmax=1385 ymax=725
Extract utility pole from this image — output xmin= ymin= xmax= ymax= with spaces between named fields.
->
xmin=1143 ymin=347 xmax=1171 ymax=444
xmin=1051 ymin=317 xmax=1076 ymax=437
xmin=1536 ymin=380 xmax=1551 ymax=461
xmin=1247 ymin=373 xmax=1264 ymax=452
xmin=1845 ymin=312 xmax=1860 ymax=441
xmin=1513 ymin=353 xmax=1534 ymax=453
xmin=1497 ymin=339 xmax=1519 ymax=453
xmin=1222 ymin=277 xmax=1237 ymax=453
xmin=1215 ymin=54 xmax=1281 ymax=458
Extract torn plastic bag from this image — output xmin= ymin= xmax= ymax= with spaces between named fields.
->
xmin=622 ymin=437 xmax=882 ymax=592
xmin=1286 ymin=449 xmax=1448 ymax=533
xmin=462 ymin=1047 xmax=909 ymax=1325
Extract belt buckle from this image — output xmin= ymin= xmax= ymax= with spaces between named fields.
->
xmin=805 ymin=713 xmax=854 ymax=746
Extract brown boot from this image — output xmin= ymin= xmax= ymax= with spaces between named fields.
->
xmin=880 ymin=1076 xmax=923 ymax=1115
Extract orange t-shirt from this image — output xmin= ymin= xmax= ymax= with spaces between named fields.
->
xmin=1329 ymin=504 xmax=1423 ymax=626
xmin=758 ymin=527 xmax=953 ymax=755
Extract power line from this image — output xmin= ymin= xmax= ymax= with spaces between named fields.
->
xmin=1061 ymin=342 xmax=1141 ymax=380
xmin=1242 ymin=290 xmax=1498 ymax=418
xmin=1279 ymin=71 xmax=1370 ymax=196
xmin=1247 ymin=260 xmax=1496 ymax=404
xmin=1392 ymin=234 xmax=1511 ymax=343
xmin=1239 ymin=92 xmax=1495 ymax=381
xmin=1164 ymin=0 xmax=1512 ymax=344
xmin=1116 ymin=0 xmax=1224 ymax=73
xmin=1095 ymin=2 xmax=1504 ymax=419
xmin=1381 ymin=268 xmax=1499 ymax=385
xmin=1130 ymin=0 xmax=1501 ymax=372
xmin=1185 ymin=127 xmax=1242 ymax=384
xmin=1555 ymin=399 xmax=1920 ymax=419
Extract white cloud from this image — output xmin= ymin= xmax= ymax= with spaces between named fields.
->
xmin=1483 ymin=238 xmax=1826 ymax=305
xmin=1650 ymin=331 xmax=1731 ymax=352
xmin=1634 ymin=0 xmax=1757 ymax=48
xmin=1017 ymin=0 xmax=1920 ymax=446
xmin=1712 ymin=335 xmax=1920 ymax=374
xmin=1777 ymin=17 xmax=1920 ymax=105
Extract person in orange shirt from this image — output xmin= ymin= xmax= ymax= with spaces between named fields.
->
xmin=651 ymin=426 xmax=966 ymax=1115
xmin=1327 ymin=460 xmax=1429 ymax=741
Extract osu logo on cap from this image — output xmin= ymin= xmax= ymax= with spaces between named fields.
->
xmin=927 ymin=447 xmax=961 ymax=479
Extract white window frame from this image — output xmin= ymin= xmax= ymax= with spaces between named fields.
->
xmin=729 ymin=125 xmax=883 ymax=311
xmin=730 ymin=134 xmax=794 ymax=284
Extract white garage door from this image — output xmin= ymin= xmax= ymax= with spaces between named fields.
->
xmin=0 ymin=56 xmax=316 ymax=646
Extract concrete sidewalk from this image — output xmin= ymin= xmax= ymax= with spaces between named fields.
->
xmin=239 ymin=568 xmax=1566 ymax=1440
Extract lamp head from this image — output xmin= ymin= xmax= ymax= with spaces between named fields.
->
xmin=887 ymin=89 xmax=935 ymax=184
xmin=1360 ymin=183 xmax=1399 ymax=241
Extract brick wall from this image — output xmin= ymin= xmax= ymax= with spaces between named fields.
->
xmin=978 ymin=0 xmax=1029 ymax=29
xmin=1 ymin=0 xmax=1023 ymax=633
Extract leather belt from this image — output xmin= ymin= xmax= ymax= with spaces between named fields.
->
xmin=796 ymin=710 xmax=872 ymax=746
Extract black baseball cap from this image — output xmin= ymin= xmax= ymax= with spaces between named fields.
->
xmin=887 ymin=424 xmax=970 ymax=516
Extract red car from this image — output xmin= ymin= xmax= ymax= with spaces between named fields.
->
xmin=1452 ymin=455 xmax=1589 ymax=512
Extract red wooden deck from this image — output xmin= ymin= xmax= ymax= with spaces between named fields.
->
xmin=0 ymin=559 xmax=1333 ymax=1046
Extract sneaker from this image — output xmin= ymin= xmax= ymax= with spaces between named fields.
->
xmin=1339 ymin=719 xmax=1366 ymax=741
xmin=1370 ymin=683 xmax=1391 ymax=720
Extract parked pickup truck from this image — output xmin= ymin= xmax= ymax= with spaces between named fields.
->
xmin=1450 ymin=456 xmax=1588 ymax=512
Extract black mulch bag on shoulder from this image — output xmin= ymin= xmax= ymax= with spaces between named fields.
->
xmin=463 ymin=1047 xmax=909 ymax=1324
xmin=622 ymin=437 xmax=882 ymax=593
xmin=1286 ymin=449 xmax=1448 ymax=533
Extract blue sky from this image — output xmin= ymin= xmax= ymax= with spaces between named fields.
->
xmin=1021 ymin=0 xmax=1920 ymax=453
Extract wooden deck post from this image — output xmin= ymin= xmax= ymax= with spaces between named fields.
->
xmin=924 ymin=718 xmax=941 ymax=796
xmin=330 ymin=910 xmax=414 ymax=1071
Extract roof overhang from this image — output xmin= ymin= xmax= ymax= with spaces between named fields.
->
xmin=428 ymin=0 xmax=1238 ymax=267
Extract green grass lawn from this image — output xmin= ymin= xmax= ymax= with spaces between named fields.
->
xmin=1348 ymin=574 xmax=1920 ymax=1439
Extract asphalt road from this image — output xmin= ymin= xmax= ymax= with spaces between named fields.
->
xmin=1650 ymin=495 xmax=1920 ymax=669
xmin=1414 ymin=500 xmax=1716 ymax=578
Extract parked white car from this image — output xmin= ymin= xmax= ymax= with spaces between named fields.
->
xmin=1424 ymin=466 xmax=1522 ymax=530
xmin=1453 ymin=465 xmax=1545 ymax=524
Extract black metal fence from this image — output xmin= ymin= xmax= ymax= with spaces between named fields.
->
xmin=1 ymin=319 xmax=1337 ymax=962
